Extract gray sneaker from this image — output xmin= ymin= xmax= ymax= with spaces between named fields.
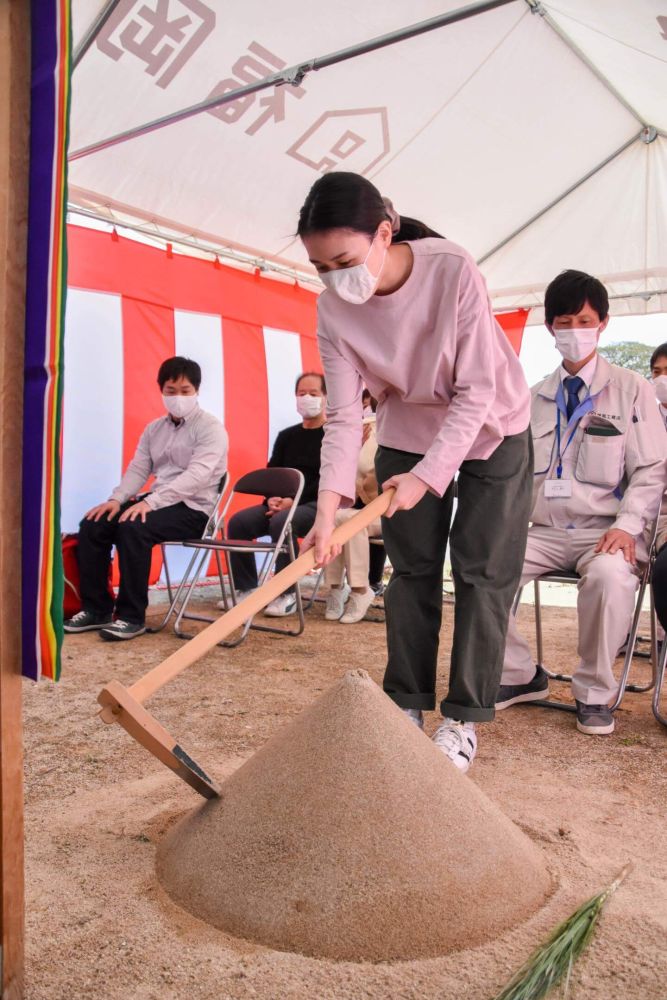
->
xmin=64 ymin=609 xmax=112 ymax=633
xmin=99 ymin=619 xmax=147 ymax=642
xmin=575 ymin=700 xmax=615 ymax=735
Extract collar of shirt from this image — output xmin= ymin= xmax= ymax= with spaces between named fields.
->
xmin=661 ymin=403 xmax=667 ymax=427
xmin=559 ymin=354 xmax=598 ymax=390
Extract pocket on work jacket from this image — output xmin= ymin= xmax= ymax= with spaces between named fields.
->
xmin=531 ymin=420 xmax=555 ymax=478
xmin=575 ymin=428 xmax=625 ymax=489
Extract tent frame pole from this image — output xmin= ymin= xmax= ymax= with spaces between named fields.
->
xmin=477 ymin=132 xmax=641 ymax=265
xmin=72 ymin=0 xmax=123 ymax=69
xmin=69 ymin=0 xmax=519 ymax=161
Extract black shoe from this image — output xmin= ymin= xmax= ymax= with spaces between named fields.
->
xmin=575 ymin=701 xmax=615 ymax=735
xmin=496 ymin=665 xmax=549 ymax=710
xmin=99 ymin=619 xmax=147 ymax=642
xmin=64 ymin=610 xmax=113 ymax=633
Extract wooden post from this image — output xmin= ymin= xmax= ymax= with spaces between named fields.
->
xmin=0 ymin=2 xmax=30 ymax=997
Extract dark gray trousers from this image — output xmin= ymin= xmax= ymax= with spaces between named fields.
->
xmin=375 ymin=429 xmax=533 ymax=722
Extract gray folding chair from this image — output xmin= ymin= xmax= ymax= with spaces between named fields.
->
xmin=511 ymin=518 xmax=660 ymax=714
xmin=147 ymin=472 xmax=229 ymax=633
xmin=173 ymin=467 xmax=306 ymax=646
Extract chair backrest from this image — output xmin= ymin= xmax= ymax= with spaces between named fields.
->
xmin=234 ymin=467 xmax=305 ymax=502
xmin=201 ymin=471 xmax=230 ymax=539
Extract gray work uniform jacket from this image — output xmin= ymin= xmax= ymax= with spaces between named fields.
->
xmin=530 ymin=355 xmax=666 ymax=538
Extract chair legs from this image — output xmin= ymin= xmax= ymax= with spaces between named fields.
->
xmin=173 ymin=532 xmax=306 ymax=646
xmin=519 ymin=569 xmax=656 ymax=714
xmin=146 ymin=545 xmax=210 ymax=634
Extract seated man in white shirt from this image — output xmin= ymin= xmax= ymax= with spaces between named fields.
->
xmin=64 ymin=356 xmax=228 ymax=641
xmin=496 ymin=271 xmax=665 ymax=734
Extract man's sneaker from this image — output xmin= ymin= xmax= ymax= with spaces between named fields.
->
xmin=99 ymin=620 xmax=147 ymax=642
xmin=325 ymin=584 xmax=351 ymax=621
xmin=403 ymin=708 xmax=424 ymax=731
xmin=576 ymin=701 xmax=615 ymax=735
xmin=432 ymin=719 xmax=477 ymax=773
xmin=216 ymin=588 xmax=256 ymax=610
xmin=495 ymin=665 xmax=549 ymax=710
xmin=264 ymin=593 xmax=297 ymax=617
xmin=63 ymin=610 xmax=112 ymax=633
xmin=340 ymin=587 xmax=375 ymax=624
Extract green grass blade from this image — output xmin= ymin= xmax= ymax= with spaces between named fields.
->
xmin=492 ymin=865 xmax=631 ymax=1000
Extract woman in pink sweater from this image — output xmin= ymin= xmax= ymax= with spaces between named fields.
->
xmin=298 ymin=172 xmax=532 ymax=772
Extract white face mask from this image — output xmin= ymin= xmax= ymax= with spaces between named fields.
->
xmin=163 ymin=393 xmax=198 ymax=419
xmin=653 ymin=374 xmax=667 ymax=405
xmin=552 ymin=326 xmax=599 ymax=362
xmin=362 ymin=405 xmax=374 ymax=419
xmin=318 ymin=235 xmax=386 ymax=305
xmin=296 ymin=393 xmax=323 ymax=419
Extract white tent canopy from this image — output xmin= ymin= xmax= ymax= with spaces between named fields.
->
xmin=69 ymin=0 xmax=667 ymax=319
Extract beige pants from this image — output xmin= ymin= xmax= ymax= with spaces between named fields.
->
xmin=503 ymin=526 xmax=644 ymax=705
xmin=324 ymin=508 xmax=382 ymax=590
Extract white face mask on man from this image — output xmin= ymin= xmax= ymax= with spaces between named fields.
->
xmin=652 ymin=374 xmax=667 ymax=405
xmin=163 ymin=393 xmax=198 ymax=419
xmin=318 ymin=234 xmax=386 ymax=305
xmin=552 ymin=327 xmax=600 ymax=362
xmin=296 ymin=394 xmax=323 ymax=419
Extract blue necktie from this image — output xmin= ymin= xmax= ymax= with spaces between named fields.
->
xmin=564 ymin=376 xmax=584 ymax=420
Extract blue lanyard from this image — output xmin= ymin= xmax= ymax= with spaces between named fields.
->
xmin=554 ymin=381 xmax=594 ymax=479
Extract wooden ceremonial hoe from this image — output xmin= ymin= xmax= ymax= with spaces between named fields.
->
xmin=97 ymin=490 xmax=393 ymax=798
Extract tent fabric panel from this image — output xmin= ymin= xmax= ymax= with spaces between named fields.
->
xmin=482 ymin=137 xmax=667 ymax=319
xmin=546 ymin=1 xmax=667 ymax=131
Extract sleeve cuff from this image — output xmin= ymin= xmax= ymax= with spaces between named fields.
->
xmin=612 ymin=515 xmax=643 ymax=537
xmin=410 ymin=459 xmax=453 ymax=498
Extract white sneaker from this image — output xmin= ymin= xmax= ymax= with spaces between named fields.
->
xmin=264 ymin=593 xmax=298 ymax=617
xmin=432 ymin=718 xmax=477 ymax=773
xmin=403 ymin=708 xmax=424 ymax=731
xmin=216 ymin=588 xmax=256 ymax=610
xmin=340 ymin=587 xmax=375 ymax=624
xmin=325 ymin=584 xmax=351 ymax=621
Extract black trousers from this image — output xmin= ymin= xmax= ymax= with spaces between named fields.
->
xmin=77 ymin=501 xmax=207 ymax=624
xmin=652 ymin=544 xmax=667 ymax=633
xmin=227 ymin=500 xmax=318 ymax=592
xmin=375 ymin=429 xmax=533 ymax=722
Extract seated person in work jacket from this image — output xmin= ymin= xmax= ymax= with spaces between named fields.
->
xmin=64 ymin=356 xmax=229 ymax=641
xmin=224 ymin=371 xmax=325 ymax=618
xmin=649 ymin=342 xmax=667 ymax=636
xmin=496 ymin=270 xmax=665 ymax=736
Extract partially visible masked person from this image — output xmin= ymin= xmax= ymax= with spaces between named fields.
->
xmin=649 ymin=342 xmax=667 ymax=636
xmin=223 ymin=372 xmax=326 ymax=618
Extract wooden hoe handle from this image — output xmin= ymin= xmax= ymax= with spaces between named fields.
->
xmin=103 ymin=489 xmax=393 ymax=710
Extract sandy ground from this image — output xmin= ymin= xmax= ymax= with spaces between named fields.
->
xmin=22 ymin=593 xmax=667 ymax=1000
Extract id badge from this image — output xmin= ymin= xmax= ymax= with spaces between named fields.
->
xmin=544 ymin=478 xmax=572 ymax=498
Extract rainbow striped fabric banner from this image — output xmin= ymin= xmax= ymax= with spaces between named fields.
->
xmin=22 ymin=0 xmax=71 ymax=681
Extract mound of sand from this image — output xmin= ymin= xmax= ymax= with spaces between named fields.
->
xmin=157 ymin=670 xmax=551 ymax=961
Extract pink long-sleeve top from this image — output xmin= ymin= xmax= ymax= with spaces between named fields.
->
xmin=317 ymin=238 xmax=531 ymax=503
